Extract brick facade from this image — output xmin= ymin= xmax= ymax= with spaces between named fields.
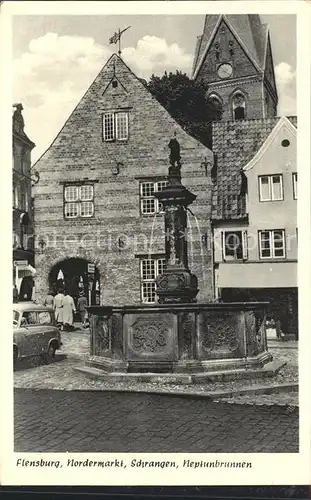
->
xmin=193 ymin=15 xmax=278 ymax=120
xmin=33 ymin=54 xmax=214 ymax=306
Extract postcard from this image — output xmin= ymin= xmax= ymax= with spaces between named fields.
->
xmin=0 ymin=0 xmax=310 ymax=486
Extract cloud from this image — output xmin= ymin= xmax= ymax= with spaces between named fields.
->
xmin=13 ymin=33 xmax=192 ymax=161
xmin=14 ymin=33 xmax=296 ymax=162
xmin=274 ymin=62 xmax=296 ymax=116
xmin=122 ymin=35 xmax=192 ymax=78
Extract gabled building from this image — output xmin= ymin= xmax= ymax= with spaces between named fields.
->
xmin=192 ymin=14 xmax=278 ymax=120
xmin=33 ymin=54 xmax=214 ymax=306
xmin=212 ymin=116 xmax=297 ymax=337
xmin=193 ymin=15 xmax=298 ymax=337
xmin=12 ymin=103 xmax=36 ymax=300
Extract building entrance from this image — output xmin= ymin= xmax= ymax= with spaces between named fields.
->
xmin=49 ymin=258 xmax=100 ymax=307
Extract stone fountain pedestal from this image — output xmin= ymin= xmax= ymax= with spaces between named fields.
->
xmin=76 ymin=137 xmax=275 ymax=384
xmin=75 ymin=301 xmax=276 ymax=384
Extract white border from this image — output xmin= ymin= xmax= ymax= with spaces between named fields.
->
xmin=1 ymin=0 xmax=310 ymax=487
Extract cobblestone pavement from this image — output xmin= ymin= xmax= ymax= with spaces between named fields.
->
xmin=14 ymin=388 xmax=299 ymax=453
xmin=13 ymin=331 xmax=298 ymax=406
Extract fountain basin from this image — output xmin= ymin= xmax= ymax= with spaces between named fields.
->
xmin=78 ymin=302 xmax=273 ymax=383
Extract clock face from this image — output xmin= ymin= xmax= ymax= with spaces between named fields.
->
xmin=217 ymin=63 xmax=233 ymax=79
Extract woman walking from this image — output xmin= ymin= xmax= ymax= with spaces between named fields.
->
xmin=54 ymin=289 xmax=65 ymax=330
xmin=63 ymin=290 xmax=76 ymax=331
xmin=77 ymin=291 xmax=88 ymax=328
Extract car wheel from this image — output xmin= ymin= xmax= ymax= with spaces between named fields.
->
xmin=43 ymin=343 xmax=57 ymax=364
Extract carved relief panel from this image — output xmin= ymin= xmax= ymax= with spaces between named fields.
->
xmin=92 ymin=315 xmax=111 ymax=356
xmin=244 ymin=309 xmax=266 ymax=356
xmin=125 ymin=312 xmax=177 ymax=361
xmin=178 ymin=311 xmax=195 ymax=360
xmin=197 ymin=311 xmax=244 ymax=360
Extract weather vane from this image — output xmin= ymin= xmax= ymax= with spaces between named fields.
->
xmin=109 ymin=26 xmax=131 ymax=56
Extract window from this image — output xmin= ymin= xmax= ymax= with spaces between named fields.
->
xmin=222 ymin=231 xmax=248 ymax=260
xmin=293 ymin=173 xmax=297 ymax=200
xmin=25 ymin=190 xmax=29 ymax=211
xmin=229 ymin=40 xmax=234 ymax=57
xmin=259 ymin=230 xmax=285 ymax=259
xmin=207 ymin=93 xmax=223 ymax=110
xmin=140 ymin=180 xmax=168 ymax=215
xmin=232 ymin=93 xmax=246 ymax=120
xmin=140 ymin=257 xmax=166 ymax=304
xmin=103 ymin=111 xmax=128 ymax=141
xmin=64 ymin=184 xmax=94 ymax=219
xmin=259 ymin=175 xmax=283 ymax=201
xmin=38 ymin=311 xmax=52 ymax=325
xmin=13 ymin=185 xmax=19 ymax=209
xmin=21 ymin=191 xmax=25 ymax=211
xmin=22 ymin=312 xmax=38 ymax=325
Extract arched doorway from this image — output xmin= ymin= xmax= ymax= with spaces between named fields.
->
xmin=49 ymin=258 xmax=100 ymax=307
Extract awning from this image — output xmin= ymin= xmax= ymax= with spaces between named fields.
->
xmin=15 ymin=264 xmax=36 ymax=276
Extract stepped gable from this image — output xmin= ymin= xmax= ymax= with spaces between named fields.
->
xmin=212 ymin=116 xmax=297 ymax=220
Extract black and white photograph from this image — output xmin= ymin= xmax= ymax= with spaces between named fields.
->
xmin=1 ymin=0 xmax=311 ymax=486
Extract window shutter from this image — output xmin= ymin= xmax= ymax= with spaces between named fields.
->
xmin=242 ymin=231 xmax=248 ymax=260
xmin=221 ymin=231 xmax=226 ymax=261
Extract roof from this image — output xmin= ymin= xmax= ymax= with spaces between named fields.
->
xmin=33 ymin=53 xmax=212 ymax=169
xmin=212 ymin=116 xmax=297 ymax=221
xmin=13 ymin=302 xmax=53 ymax=313
xmin=193 ymin=15 xmax=267 ymax=78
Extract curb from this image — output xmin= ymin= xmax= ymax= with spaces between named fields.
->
xmin=14 ymin=381 xmax=299 ymax=402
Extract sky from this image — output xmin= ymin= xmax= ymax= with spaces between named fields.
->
xmin=12 ymin=15 xmax=297 ymax=162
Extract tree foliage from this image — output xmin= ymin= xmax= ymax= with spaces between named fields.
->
xmin=147 ymin=70 xmax=222 ymax=149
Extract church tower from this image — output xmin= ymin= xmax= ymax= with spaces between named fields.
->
xmin=192 ymin=15 xmax=278 ymax=120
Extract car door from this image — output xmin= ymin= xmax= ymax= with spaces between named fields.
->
xmin=14 ymin=316 xmax=33 ymax=359
xmin=21 ymin=311 xmax=46 ymax=357
xmin=37 ymin=311 xmax=57 ymax=353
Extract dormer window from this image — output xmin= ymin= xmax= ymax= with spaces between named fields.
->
xmin=103 ymin=111 xmax=128 ymax=142
xmin=232 ymin=93 xmax=246 ymax=120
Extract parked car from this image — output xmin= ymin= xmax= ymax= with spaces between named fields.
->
xmin=13 ymin=302 xmax=62 ymax=365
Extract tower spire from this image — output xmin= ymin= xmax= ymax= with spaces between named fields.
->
xmin=192 ymin=14 xmax=278 ymax=120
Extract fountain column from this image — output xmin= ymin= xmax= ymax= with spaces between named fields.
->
xmin=155 ymin=136 xmax=199 ymax=303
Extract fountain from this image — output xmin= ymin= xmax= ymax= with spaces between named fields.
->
xmin=77 ymin=137 xmax=274 ymax=383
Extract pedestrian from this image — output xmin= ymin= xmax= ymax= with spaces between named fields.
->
xmin=54 ymin=288 xmax=65 ymax=330
xmin=13 ymin=284 xmax=19 ymax=303
xmin=44 ymin=290 xmax=54 ymax=308
xmin=77 ymin=291 xmax=88 ymax=328
xmin=63 ymin=290 xmax=76 ymax=331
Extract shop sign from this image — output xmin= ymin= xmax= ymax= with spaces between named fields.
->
xmin=87 ymin=263 xmax=95 ymax=274
xmin=14 ymin=260 xmax=28 ymax=266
